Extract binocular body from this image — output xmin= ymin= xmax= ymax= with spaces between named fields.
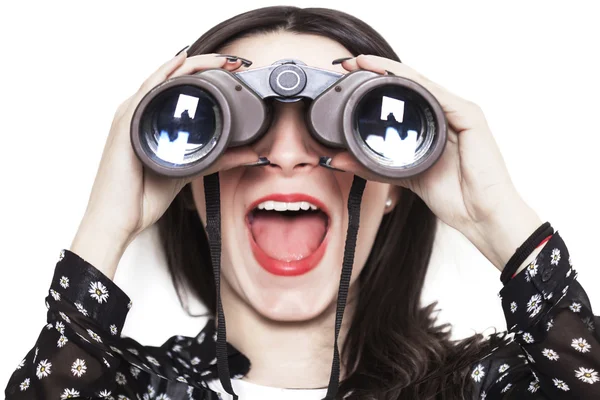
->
xmin=131 ymin=59 xmax=447 ymax=179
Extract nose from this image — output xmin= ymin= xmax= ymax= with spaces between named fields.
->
xmin=255 ymin=101 xmax=321 ymax=177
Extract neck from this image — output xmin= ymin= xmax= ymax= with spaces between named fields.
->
xmin=220 ymin=281 xmax=356 ymax=389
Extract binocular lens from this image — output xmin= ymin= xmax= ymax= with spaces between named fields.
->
xmin=138 ymin=85 xmax=223 ymax=167
xmin=354 ymin=86 xmax=435 ymax=168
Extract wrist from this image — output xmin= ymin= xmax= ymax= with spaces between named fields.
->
xmin=465 ymin=196 xmax=543 ymax=272
xmin=70 ymin=214 xmax=135 ymax=280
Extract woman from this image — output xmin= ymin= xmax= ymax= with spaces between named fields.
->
xmin=4 ymin=6 xmax=599 ymax=400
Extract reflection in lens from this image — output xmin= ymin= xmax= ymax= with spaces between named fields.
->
xmin=354 ymin=86 xmax=435 ymax=167
xmin=139 ymin=85 xmax=221 ymax=167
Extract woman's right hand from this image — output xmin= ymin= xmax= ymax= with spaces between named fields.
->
xmin=70 ymin=51 xmax=260 ymax=280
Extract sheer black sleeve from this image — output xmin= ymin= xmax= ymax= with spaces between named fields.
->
xmin=4 ymin=250 xmax=249 ymax=399
xmin=471 ymin=232 xmax=599 ymax=399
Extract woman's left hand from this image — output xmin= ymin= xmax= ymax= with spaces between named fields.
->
xmin=327 ymin=55 xmax=542 ymax=271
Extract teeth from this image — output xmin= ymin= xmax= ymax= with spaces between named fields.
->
xmin=256 ymin=200 xmax=320 ymax=212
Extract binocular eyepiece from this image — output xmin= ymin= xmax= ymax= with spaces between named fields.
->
xmin=130 ymin=59 xmax=447 ymax=179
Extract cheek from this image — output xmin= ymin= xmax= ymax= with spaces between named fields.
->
xmin=351 ymin=181 xmax=389 ymax=276
xmin=190 ymin=170 xmax=242 ymax=224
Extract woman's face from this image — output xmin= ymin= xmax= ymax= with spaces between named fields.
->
xmin=191 ymin=31 xmax=397 ymax=322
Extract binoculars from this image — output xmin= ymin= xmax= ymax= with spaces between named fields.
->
xmin=130 ymin=59 xmax=447 ymax=179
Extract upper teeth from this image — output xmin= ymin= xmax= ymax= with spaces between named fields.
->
xmin=256 ymin=201 xmax=319 ymax=211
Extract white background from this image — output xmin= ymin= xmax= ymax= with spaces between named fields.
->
xmin=1 ymin=0 xmax=599 ymax=389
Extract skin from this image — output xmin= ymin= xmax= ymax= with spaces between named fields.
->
xmin=71 ymin=31 xmax=543 ymax=389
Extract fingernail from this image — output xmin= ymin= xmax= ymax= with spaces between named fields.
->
xmin=332 ymin=57 xmax=353 ymax=65
xmin=242 ymin=157 xmax=270 ymax=167
xmin=385 ymin=70 xmax=396 ymax=76
xmin=216 ymin=54 xmax=253 ymax=67
xmin=318 ymin=156 xmax=346 ymax=172
xmin=174 ymin=45 xmax=189 ymax=57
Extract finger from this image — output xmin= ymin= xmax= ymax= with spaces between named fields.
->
xmin=137 ymin=50 xmax=189 ymax=95
xmin=168 ymin=53 xmax=245 ymax=79
xmin=325 ymin=151 xmax=413 ymax=190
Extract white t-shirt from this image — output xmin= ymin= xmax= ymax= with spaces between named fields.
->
xmin=207 ymin=378 xmax=328 ymax=399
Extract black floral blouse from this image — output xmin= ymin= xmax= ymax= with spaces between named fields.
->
xmin=4 ymin=232 xmax=599 ymax=399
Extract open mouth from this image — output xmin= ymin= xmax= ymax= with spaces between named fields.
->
xmin=246 ymin=194 xmax=331 ymax=276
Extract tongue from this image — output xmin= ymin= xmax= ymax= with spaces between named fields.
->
xmin=250 ymin=211 xmax=327 ymax=261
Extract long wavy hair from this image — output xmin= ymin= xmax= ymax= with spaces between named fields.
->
xmin=157 ymin=6 xmax=505 ymax=399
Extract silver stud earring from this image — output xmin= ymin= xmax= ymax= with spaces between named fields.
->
xmin=385 ymin=198 xmax=392 ymax=208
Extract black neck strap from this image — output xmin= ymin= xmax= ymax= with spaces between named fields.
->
xmin=204 ymin=173 xmax=237 ymax=399
xmin=204 ymin=173 xmax=367 ymax=400
xmin=324 ymin=175 xmax=366 ymax=400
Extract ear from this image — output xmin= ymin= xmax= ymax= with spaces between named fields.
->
xmin=383 ymin=185 xmax=402 ymax=214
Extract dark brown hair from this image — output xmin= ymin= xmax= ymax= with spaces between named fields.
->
xmin=158 ymin=6 xmax=505 ymax=399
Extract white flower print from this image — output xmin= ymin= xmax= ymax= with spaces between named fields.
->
xmin=568 ymin=256 xmax=572 ymax=266
xmin=16 ymin=359 xmax=25 ymax=370
xmin=522 ymin=332 xmax=534 ymax=344
xmin=59 ymin=311 xmax=71 ymax=323
xmin=566 ymin=268 xmax=572 ymax=278
xmin=546 ymin=318 xmax=554 ymax=331
xmin=46 ymin=323 xmax=53 ymax=330
xmin=157 ymin=394 xmax=171 ymax=400
xmin=213 ymin=332 xmax=218 ymax=342
xmin=33 ymin=347 xmax=38 ymax=363
xmin=480 ymin=391 xmax=486 ymax=399
xmin=87 ymin=328 xmax=102 ymax=343
xmin=71 ymin=359 xmax=87 ymax=377
xmin=118 ymin=396 xmax=130 ymax=400
xmin=50 ymin=289 xmax=61 ymax=301
xmin=471 ymin=364 xmax=485 ymax=383
xmin=60 ymin=276 xmax=69 ymax=289
xmin=55 ymin=321 xmax=65 ymax=334
xmin=191 ymin=357 xmax=201 ymax=365
xmin=36 ymin=359 xmax=52 ymax=379
xmin=527 ymin=379 xmax=540 ymax=393
xmin=75 ymin=302 xmax=89 ymax=316
xmin=582 ymin=316 xmax=595 ymax=332
xmin=196 ymin=332 xmax=206 ymax=344
xmin=128 ymin=348 xmax=139 ymax=356
xmin=496 ymin=372 xmax=508 ymax=382
xmin=110 ymin=324 xmax=118 ymax=335
xmin=176 ymin=376 xmax=188 ymax=383
xmin=498 ymin=364 xmax=509 ymax=373
xmin=572 ymin=338 xmax=592 ymax=353
xmin=553 ymin=378 xmax=570 ymax=391
xmin=130 ymin=365 xmax=141 ymax=378
xmin=57 ymin=335 xmax=68 ymax=348
xmin=187 ymin=386 xmax=194 ymax=397
xmin=563 ymin=285 xmax=570 ymax=294
xmin=19 ymin=378 xmax=30 ymax=391
xmin=542 ymin=348 xmax=559 ymax=361
xmin=172 ymin=344 xmax=182 ymax=352
xmin=61 ymin=388 xmax=80 ymax=399
xmin=99 ymin=390 xmax=112 ymax=398
xmin=209 ymin=357 xmax=217 ymax=365
xmin=501 ymin=383 xmax=512 ymax=393
xmin=526 ymin=294 xmax=542 ymax=314
xmin=116 ymin=371 xmax=127 ymax=385
xmin=128 ymin=300 xmax=133 ymax=309
xmin=147 ymin=385 xmax=156 ymax=397
xmin=575 ymin=367 xmax=599 ymax=384
xmin=89 ymin=281 xmax=110 ymax=304
xmin=110 ymin=345 xmax=123 ymax=355
xmin=147 ymin=356 xmax=161 ymax=366
xmin=569 ymin=302 xmax=582 ymax=313
xmin=59 ymin=250 xmax=65 ymax=261
xmin=103 ymin=357 xmax=111 ymax=368
xmin=550 ymin=248 xmax=561 ymax=265
xmin=510 ymin=302 xmax=517 ymax=313
xmin=526 ymin=260 xmax=538 ymax=277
